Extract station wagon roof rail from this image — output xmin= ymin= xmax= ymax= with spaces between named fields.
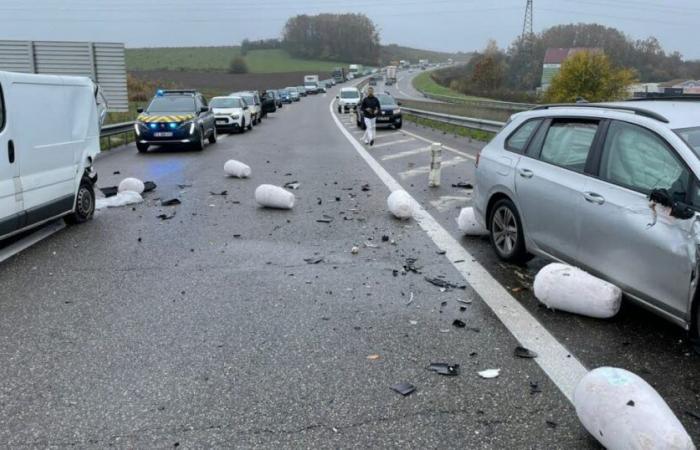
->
xmin=531 ymin=103 xmax=670 ymax=124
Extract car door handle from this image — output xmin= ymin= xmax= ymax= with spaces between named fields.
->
xmin=583 ymin=192 xmax=605 ymax=205
xmin=518 ymin=168 xmax=533 ymax=179
xmin=7 ymin=140 xmax=14 ymax=164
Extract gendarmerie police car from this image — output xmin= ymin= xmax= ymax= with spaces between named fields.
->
xmin=134 ymin=90 xmax=217 ymax=152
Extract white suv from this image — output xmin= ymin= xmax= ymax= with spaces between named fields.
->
xmin=473 ymin=100 xmax=700 ymax=335
xmin=337 ymin=87 xmax=361 ymax=113
xmin=211 ymin=96 xmax=252 ymax=133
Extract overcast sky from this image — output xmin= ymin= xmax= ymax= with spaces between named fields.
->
xmin=1 ymin=0 xmax=699 ymax=59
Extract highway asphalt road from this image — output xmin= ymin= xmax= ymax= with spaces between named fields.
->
xmin=384 ymin=68 xmax=440 ymax=103
xmin=0 ymin=83 xmax=697 ymax=448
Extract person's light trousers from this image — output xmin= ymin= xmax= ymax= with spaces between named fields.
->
xmin=362 ymin=117 xmax=376 ymax=143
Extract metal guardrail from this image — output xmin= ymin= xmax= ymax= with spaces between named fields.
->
xmin=402 ymin=107 xmax=506 ymax=133
xmin=419 ymin=92 xmax=534 ymax=111
xmin=100 ymin=121 xmax=134 ymax=149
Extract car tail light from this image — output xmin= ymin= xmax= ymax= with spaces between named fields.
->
xmin=475 ymin=151 xmax=481 ymax=168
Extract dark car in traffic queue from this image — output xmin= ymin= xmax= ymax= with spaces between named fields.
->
xmin=296 ymin=86 xmax=308 ymax=97
xmin=266 ymin=89 xmax=283 ymax=108
xmin=261 ymin=91 xmax=277 ymax=116
xmin=277 ymin=89 xmax=292 ymax=104
xmin=356 ymin=92 xmax=403 ymax=130
xmin=135 ymin=90 xmax=217 ymax=153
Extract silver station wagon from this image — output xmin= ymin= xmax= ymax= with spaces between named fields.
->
xmin=473 ymin=100 xmax=700 ymax=335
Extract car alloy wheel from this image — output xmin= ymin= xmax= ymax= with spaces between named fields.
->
xmin=492 ymin=205 xmax=518 ymax=257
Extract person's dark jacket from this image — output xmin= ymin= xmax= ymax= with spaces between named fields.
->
xmin=360 ymin=95 xmax=381 ymax=119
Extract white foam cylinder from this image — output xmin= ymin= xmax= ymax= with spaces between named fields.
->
xmin=255 ymin=184 xmax=295 ymax=209
xmin=118 ymin=177 xmax=145 ymax=194
xmin=457 ymin=207 xmax=488 ymax=236
xmin=387 ymin=190 xmax=414 ymax=220
xmin=533 ymin=263 xmax=622 ymax=319
xmin=224 ymin=160 xmax=251 ymax=178
xmin=574 ymin=367 xmax=694 ymax=450
xmin=96 ymin=191 xmax=144 ymax=210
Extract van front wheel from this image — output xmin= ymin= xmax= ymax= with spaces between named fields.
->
xmin=65 ymin=178 xmax=95 ymax=225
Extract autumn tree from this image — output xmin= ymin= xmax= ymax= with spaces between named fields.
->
xmin=544 ymin=51 xmax=637 ymax=103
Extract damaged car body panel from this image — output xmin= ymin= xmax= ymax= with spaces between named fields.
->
xmin=474 ymin=100 xmax=700 ymax=332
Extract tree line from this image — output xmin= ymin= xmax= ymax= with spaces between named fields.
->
xmin=281 ymin=14 xmax=380 ymax=66
xmin=431 ymin=23 xmax=700 ymax=102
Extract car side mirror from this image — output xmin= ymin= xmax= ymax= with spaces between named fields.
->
xmin=397 ymin=101 xmax=402 ymax=106
xmin=137 ymin=107 xmax=144 ymax=113
xmin=200 ymin=106 xmax=209 ymax=113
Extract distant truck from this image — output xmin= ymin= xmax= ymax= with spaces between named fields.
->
xmin=304 ymin=75 xmax=320 ymax=94
xmin=348 ymin=64 xmax=363 ymax=80
xmin=332 ymin=67 xmax=346 ymax=83
xmin=385 ymin=66 xmax=397 ymax=85
xmin=419 ymin=59 xmax=429 ymax=69
xmin=399 ymin=60 xmax=409 ymax=69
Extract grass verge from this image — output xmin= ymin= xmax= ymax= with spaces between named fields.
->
xmin=404 ymin=113 xmax=494 ymax=142
xmin=412 ymin=71 xmax=481 ymax=100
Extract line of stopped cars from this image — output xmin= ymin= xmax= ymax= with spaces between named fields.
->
xmin=336 ymin=86 xmax=403 ymax=130
xmin=133 ymin=76 xmax=340 ymax=153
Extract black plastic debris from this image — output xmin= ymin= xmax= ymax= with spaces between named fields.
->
xmin=530 ymin=381 xmax=542 ymax=395
xmin=452 ymin=319 xmax=466 ymax=328
xmin=545 ymin=420 xmax=557 ymax=429
xmin=157 ymin=213 xmax=176 ymax=221
xmin=428 ymin=363 xmax=460 ymax=376
xmin=424 ymin=276 xmax=466 ymax=290
xmin=177 ymin=184 xmax=192 ymax=189
xmin=304 ymin=257 xmax=324 ymax=264
xmin=317 ymin=197 xmax=322 ymax=205
xmin=382 ymin=235 xmax=390 ymax=242
xmin=403 ymin=258 xmax=421 ymax=274
xmin=627 ymin=400 xmax=635 ymax=407
xmin=161 ymin=198 xmax=181 ymax=206
xmin=436 ymin=249 xmax=447 ymax=255
xmin=100 ymin=186 xmax=118 ymax=198
xmin=685 ymin=410 xmax=700 ymax=421
xmin=335 ymin=197 xmax=341 ymax=202
xmin=514 ymin=346 xmax=538 ymax=359
xmin=210 ymin=190 xmax=228 ymax=196
xmin=452 ymin=182 xmax=474 ymax=189
xmin=233 ymin=234 xmax=241 ymax=238
xmin=144 ymin=181 xmax=157 ymax=193
xmin=283 ymin=181 xmax=300 ymax=190
xmin=459 ymin=306 xmax=467 ymax=312
xmin=361 ymin=184 xmax=370 ymax=192
xmin=390 ymin=382 xmax=416 ymax=396
xmin=316 ymin=218 xmax=333 ymax=224
xmin=113 ymin=171 xmax=121 ymax=175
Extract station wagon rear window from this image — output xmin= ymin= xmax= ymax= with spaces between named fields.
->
xmin=505 ymin=119 xmax=541 ymax=153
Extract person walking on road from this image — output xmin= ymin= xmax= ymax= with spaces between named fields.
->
xmin=360 ymin=87 xmax=380 ymax=146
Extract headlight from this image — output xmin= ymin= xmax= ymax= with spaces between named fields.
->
xmin=230 ymin=114 xmax=240 ymax=119
xmin=134 ymin=123 xmax=140 ymax=136
xmin=188 ymin=122 xmax=195 ymax=135
xmin=393 ymin=108 xmax=401 ymax=114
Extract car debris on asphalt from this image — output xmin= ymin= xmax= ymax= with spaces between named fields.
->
xmin=210 ymin=190 xmax=228 ymax=196
xmin=283 ymin=181 xmax=300 ymax=190
xmin=514 ymin=346 xmax=538 ymax=358
xmin=161 ymin=198 xmax=181 ymax=206
xmin=390 ymin=382 xmax=416 ymax=396
xmin=534 ymin=263 xmax=622 ymax=319
xmin=255 ymin=184 xmax=295 ymax=209
xmin=96 ymin=191 xmax=144 ymax=210
xmin=428 ymin=363 xmax=460 ymax=376
xmin=303 ymin=256 xmax=324 ymax=264
xmin=425 ymin=276 xmax=466 ymax=290
xmin=478 ymin=369 xmax=501 ymax=379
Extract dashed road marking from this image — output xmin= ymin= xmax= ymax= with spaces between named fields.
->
xmin=400 ymin=129 xmax=476 ymax=160
xmin=381 ymin=146 xmax=432 ymax=161
xmin=371 ymin=138 xmax=415 ymax=148
xmin=429 ymin=195 xmax=472 ymax=213
xmin=398 ymin=156 xmax=467 ymax=180
xmin=329 ymin=97 xmax=588 ymax=404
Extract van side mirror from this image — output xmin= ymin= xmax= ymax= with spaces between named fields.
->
xmin=137 ymin=107 xmax=144 ymax=113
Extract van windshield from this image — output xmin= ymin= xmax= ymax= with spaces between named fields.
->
xmin=676 ymin=127 xmax=700 ymax=158
xmin=147 ymin=96 xmax=195 ymax=113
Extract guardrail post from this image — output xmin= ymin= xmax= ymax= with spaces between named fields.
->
xmin=429 ymin=142 xmax=442 ymax=188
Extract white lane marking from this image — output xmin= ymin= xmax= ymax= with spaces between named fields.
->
xmin=371 ymin=138 xmax=415 ymax=149
xmin=0 ymin=220 xmax=65 ymax=263
xmin=400 ymin=129 xmax=476 ymax=160
xmin=398 ymin=156 xmax=467 ymax=180
xmin=328 ymin=97 xmax=588 ymax=403
xmin=381 ymin=146 xmax=432 ymax=161
xmin=429 ymin=195 xmax=472 ymax=213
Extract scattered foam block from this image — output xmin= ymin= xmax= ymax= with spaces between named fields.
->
xmin=387 ymin=190 xmax=414 ymax=220
xmin=96 ymin=191 xmax=143 ymax=210
xmin=255 ymin=184 xmax=295 ymax=209
xmin=533 ymin=263 xmax=622 ymax=319
xmin=224 ymin=160 xmax=251 ymax=178
xmin=574 ymin=367 xmax=694 ymax=450
xmin=118 ymin=177 xmax=145 ymax=194
xmin=457 ymin=207 xmax=488 ymax=236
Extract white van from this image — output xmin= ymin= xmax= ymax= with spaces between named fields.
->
xmin=0 ymin=71 xmax=103 ymax=240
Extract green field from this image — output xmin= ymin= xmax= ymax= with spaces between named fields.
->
xmin=126 ymin=47 xmax=350 ymax=73
xmin=412 ymin=71 xmax=480 ymax=100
